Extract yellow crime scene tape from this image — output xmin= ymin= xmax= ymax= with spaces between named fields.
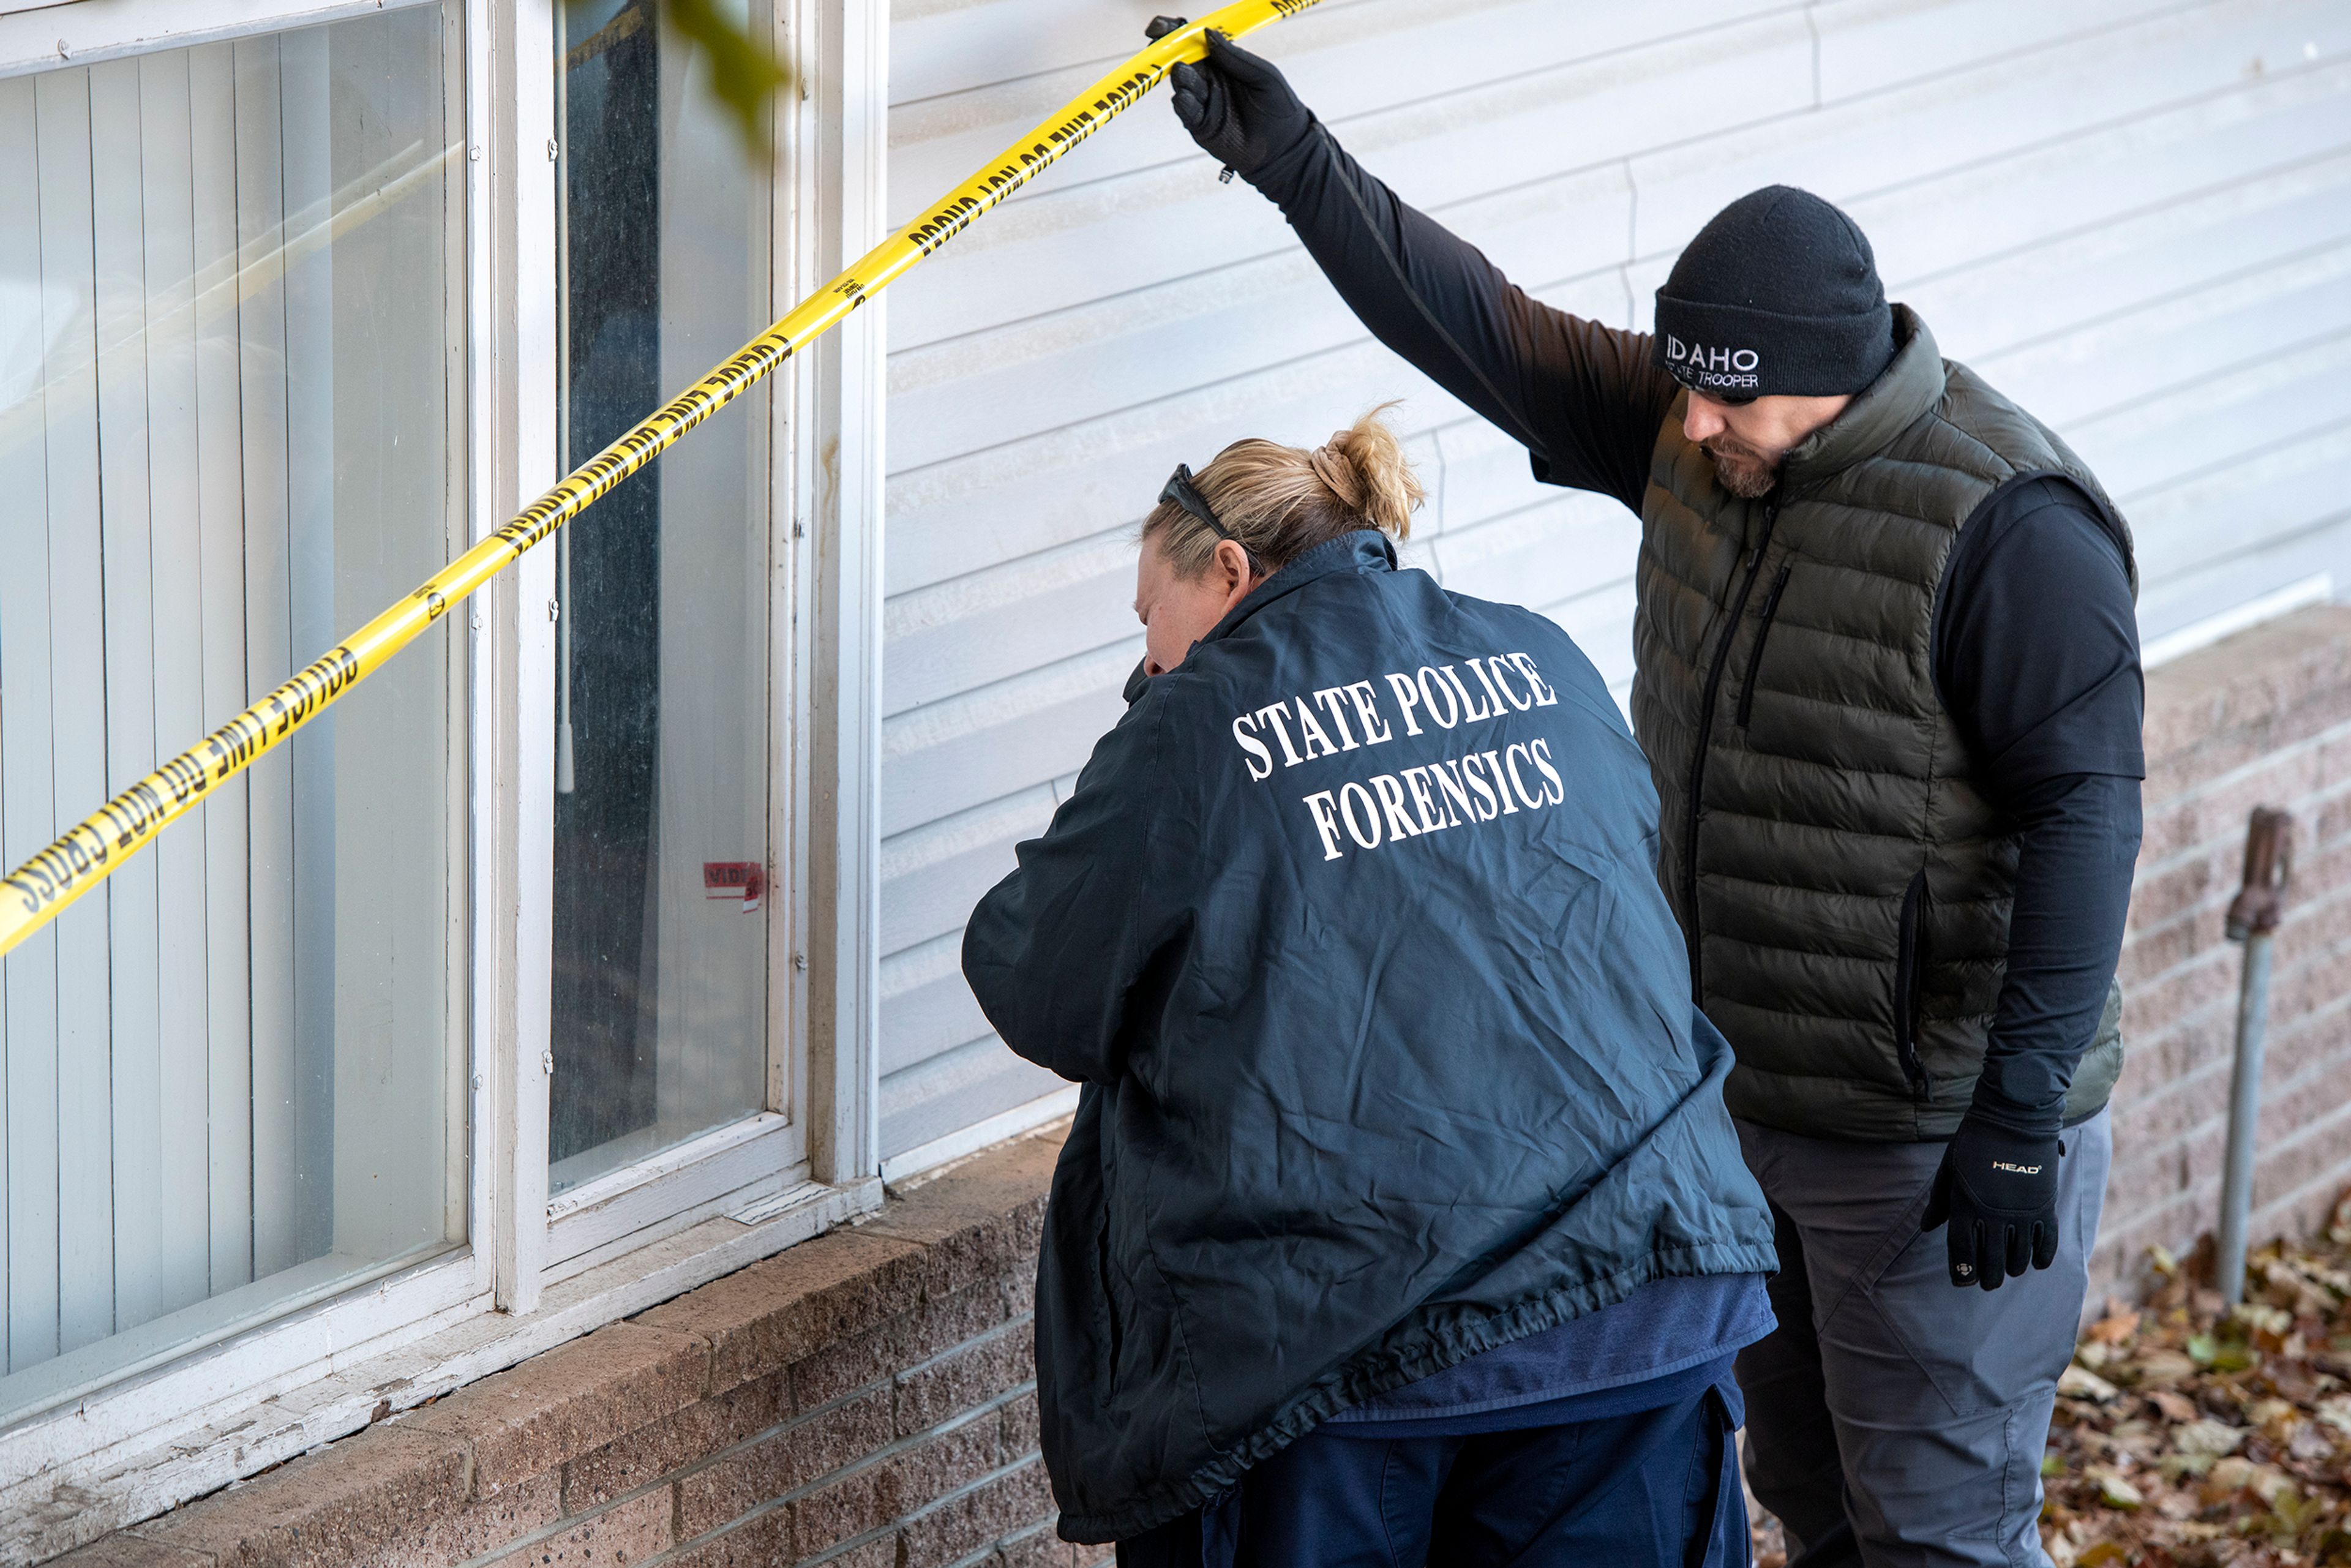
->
xmin=0 ymin=0 xmax=1327 ymax=961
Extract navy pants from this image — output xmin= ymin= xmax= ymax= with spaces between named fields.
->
xmin=1116 ymin=1384 xmax=1746 ymax=1568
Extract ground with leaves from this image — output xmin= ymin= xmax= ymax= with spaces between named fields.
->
xmin=1749 ymin=1203 xmax=2351 ymax=1568
xmin=1752 ymin=1200 xmax=2351 ymax=1568
xmin=2039 ymin=1212 xmax=2351 ymax=1568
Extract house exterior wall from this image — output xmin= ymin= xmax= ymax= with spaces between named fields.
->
xmin=24 ymin=0 xmax=2351 ymax=1559
xmin=876 ymin=0 xmax=2351 ymax=1170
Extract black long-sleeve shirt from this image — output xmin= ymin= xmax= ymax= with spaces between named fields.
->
xmin=1248 ymin=124 xmax=2145 ymax=1134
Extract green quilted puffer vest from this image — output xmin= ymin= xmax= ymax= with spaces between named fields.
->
xmin=1630 ymin=307 xmax=2134 ymax=1141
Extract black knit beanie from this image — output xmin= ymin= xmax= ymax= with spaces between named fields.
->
xmin=1652 ymin=186 xmax=1894 ymax=399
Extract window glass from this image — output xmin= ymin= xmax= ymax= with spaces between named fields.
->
xmin=551 ymin=0 xmax=771 ymax=1192
xmin=0 ymin=2 xmax=465 ymax=1424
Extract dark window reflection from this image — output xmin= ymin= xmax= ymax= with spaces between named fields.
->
xmin=554 ymin=0 xmax=662 ymax=1166
xmin=550 ymin=0 xmax=770 ymax=1191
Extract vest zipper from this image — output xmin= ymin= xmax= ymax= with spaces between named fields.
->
xmin=1680 ymin=498 xmax=1780 ymax=999
xmin=1894 ymin=868 xmax=1933 ymax=1100
xmin=1735 ymin=560 xmax=1796 ymax=730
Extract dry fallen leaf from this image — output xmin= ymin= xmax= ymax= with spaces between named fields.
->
xmin=2289 ymin=1420 xmax=2336 ymax=1462
xmin=2173 ymin=1419 xmax=2248 ymax=1458
xmin=2248 ymin=1463 xmax=2297 ymax=1505
xmin=2063 ymin=1364 xmax=2124 ymax=1403
xmin=2093 ymin=1468 xmax=2147 ymax=1510
xmin=2210 ymin=1455 xmax=2258 ymax=1492
xmin=2088 ymin=1311 xmax=2143 ymax=1345
xmin=2132 ymin=1349 xmax=2201 ymax=1385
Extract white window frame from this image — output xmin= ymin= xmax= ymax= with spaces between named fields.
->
xmin=0 ymin=0 xmax=886 ymax=1551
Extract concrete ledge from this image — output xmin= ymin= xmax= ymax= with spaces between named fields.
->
xmin=2142 ymin=606 xmax=2351 ymax=785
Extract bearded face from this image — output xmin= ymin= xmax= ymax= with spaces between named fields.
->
xmin=1682 ymin=388 xmax=1856 ymax=500
xmin=1703 ymin=433 xmax=1780 ymax=498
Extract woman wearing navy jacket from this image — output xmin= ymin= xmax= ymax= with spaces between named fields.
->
xmin=962 ymin=408 xmax=1778 ymax=1566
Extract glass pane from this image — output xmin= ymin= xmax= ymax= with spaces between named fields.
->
xmin=0 ymin=3 xmax=465 ymax=1424
xmin=550 ymin=0 xmax=771 ymax=1193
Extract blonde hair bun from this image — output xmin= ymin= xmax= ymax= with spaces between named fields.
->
xmin=1142 ymin=403 xmax=1426 ymax=580
xmin=1319 ymin=402 xmax=1423 ymax=538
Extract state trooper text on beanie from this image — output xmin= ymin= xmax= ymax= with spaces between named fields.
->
xmin=1652 ymin=186 xmax=1896 ymax=400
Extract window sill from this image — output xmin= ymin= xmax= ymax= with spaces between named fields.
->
xmin=0 ymin=1175 xmax=881 ymax=1561
xmin=546 ymin=1114 xmax=809 ymax=1283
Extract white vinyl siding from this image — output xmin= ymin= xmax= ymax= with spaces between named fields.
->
xmin=876 ymin=0 xmax=2351 ymax=1162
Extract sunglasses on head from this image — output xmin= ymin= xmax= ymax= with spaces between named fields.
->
xmin=1159 ymin=464 xmax=1267 ymax=575
xmin=1159 ymin=463 xmax=1225 ymax=535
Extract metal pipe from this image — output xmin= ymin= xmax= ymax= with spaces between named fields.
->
xmin=2218 ymin=806 xmax=2293 ymax=1305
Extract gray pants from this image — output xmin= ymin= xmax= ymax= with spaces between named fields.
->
xmin=1733 ymin=1112 xmax=2111 ymax=1568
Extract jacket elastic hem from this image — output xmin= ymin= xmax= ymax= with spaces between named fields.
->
xmin=1051 ymin=1239 xmax=1780 ymax=1545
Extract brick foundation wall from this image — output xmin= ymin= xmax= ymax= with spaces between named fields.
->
xmin=2094 ymin=605 xmax=2351 ymax=1300
xmin=64 ymin=1130 xmax=1097 ymax=1568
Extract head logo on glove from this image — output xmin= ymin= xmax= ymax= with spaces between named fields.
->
xmin=1924 ymin=1114 xmax=2066 ymax=1290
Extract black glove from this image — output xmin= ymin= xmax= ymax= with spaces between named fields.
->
xmin=1167 ymin=31 xmax=1316 ymax=184
xmin=1921 ymin=1112 xmax=2063 ymax=1291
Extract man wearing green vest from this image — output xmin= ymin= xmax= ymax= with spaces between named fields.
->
xmin=1169 ymin=34 xmax=2145 ymax=1568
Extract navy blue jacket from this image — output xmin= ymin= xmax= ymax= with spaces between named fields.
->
xmin=962 ymin=532 xmax=1775 ymax=1542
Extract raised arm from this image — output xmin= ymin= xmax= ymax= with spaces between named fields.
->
xmin=1171 ymin=32 xmax=1680 ymax=512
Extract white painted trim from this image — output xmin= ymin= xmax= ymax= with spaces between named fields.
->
xmin=0 ymin=1243 xmax=478 ymax=1458
xmin=2142 ymin=572 xmax=2336 ymax=669
xmin=547 ymin=1113 xmax=795 ymax=1225
xmin=880 ymin=1086 xmax=1079 ymax=1187
xmin=544 ymin=1114 xmax=809 ymax=1268
xmin=797 ymin=0 xmax=887 ymax=1190
xmin=763 ymin=0 xmax=812 ymax=1198
xmin=495 ymin=0 xmax=559 ymax=1317
xmin=467 ymin=0 xmax=534 ymax=1322
xmin=461 ymin=0 xmax=501 ymax=1317
xmin=0 ymin=0 xmax=441 ymax=79
xmin=780 ymin=0 xmax=825 ymax=1196
xmin=542 ymin=1172 xmax=827 ymax=1288
xmin=0 ymin=1177 xmax=881 ymax=1561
